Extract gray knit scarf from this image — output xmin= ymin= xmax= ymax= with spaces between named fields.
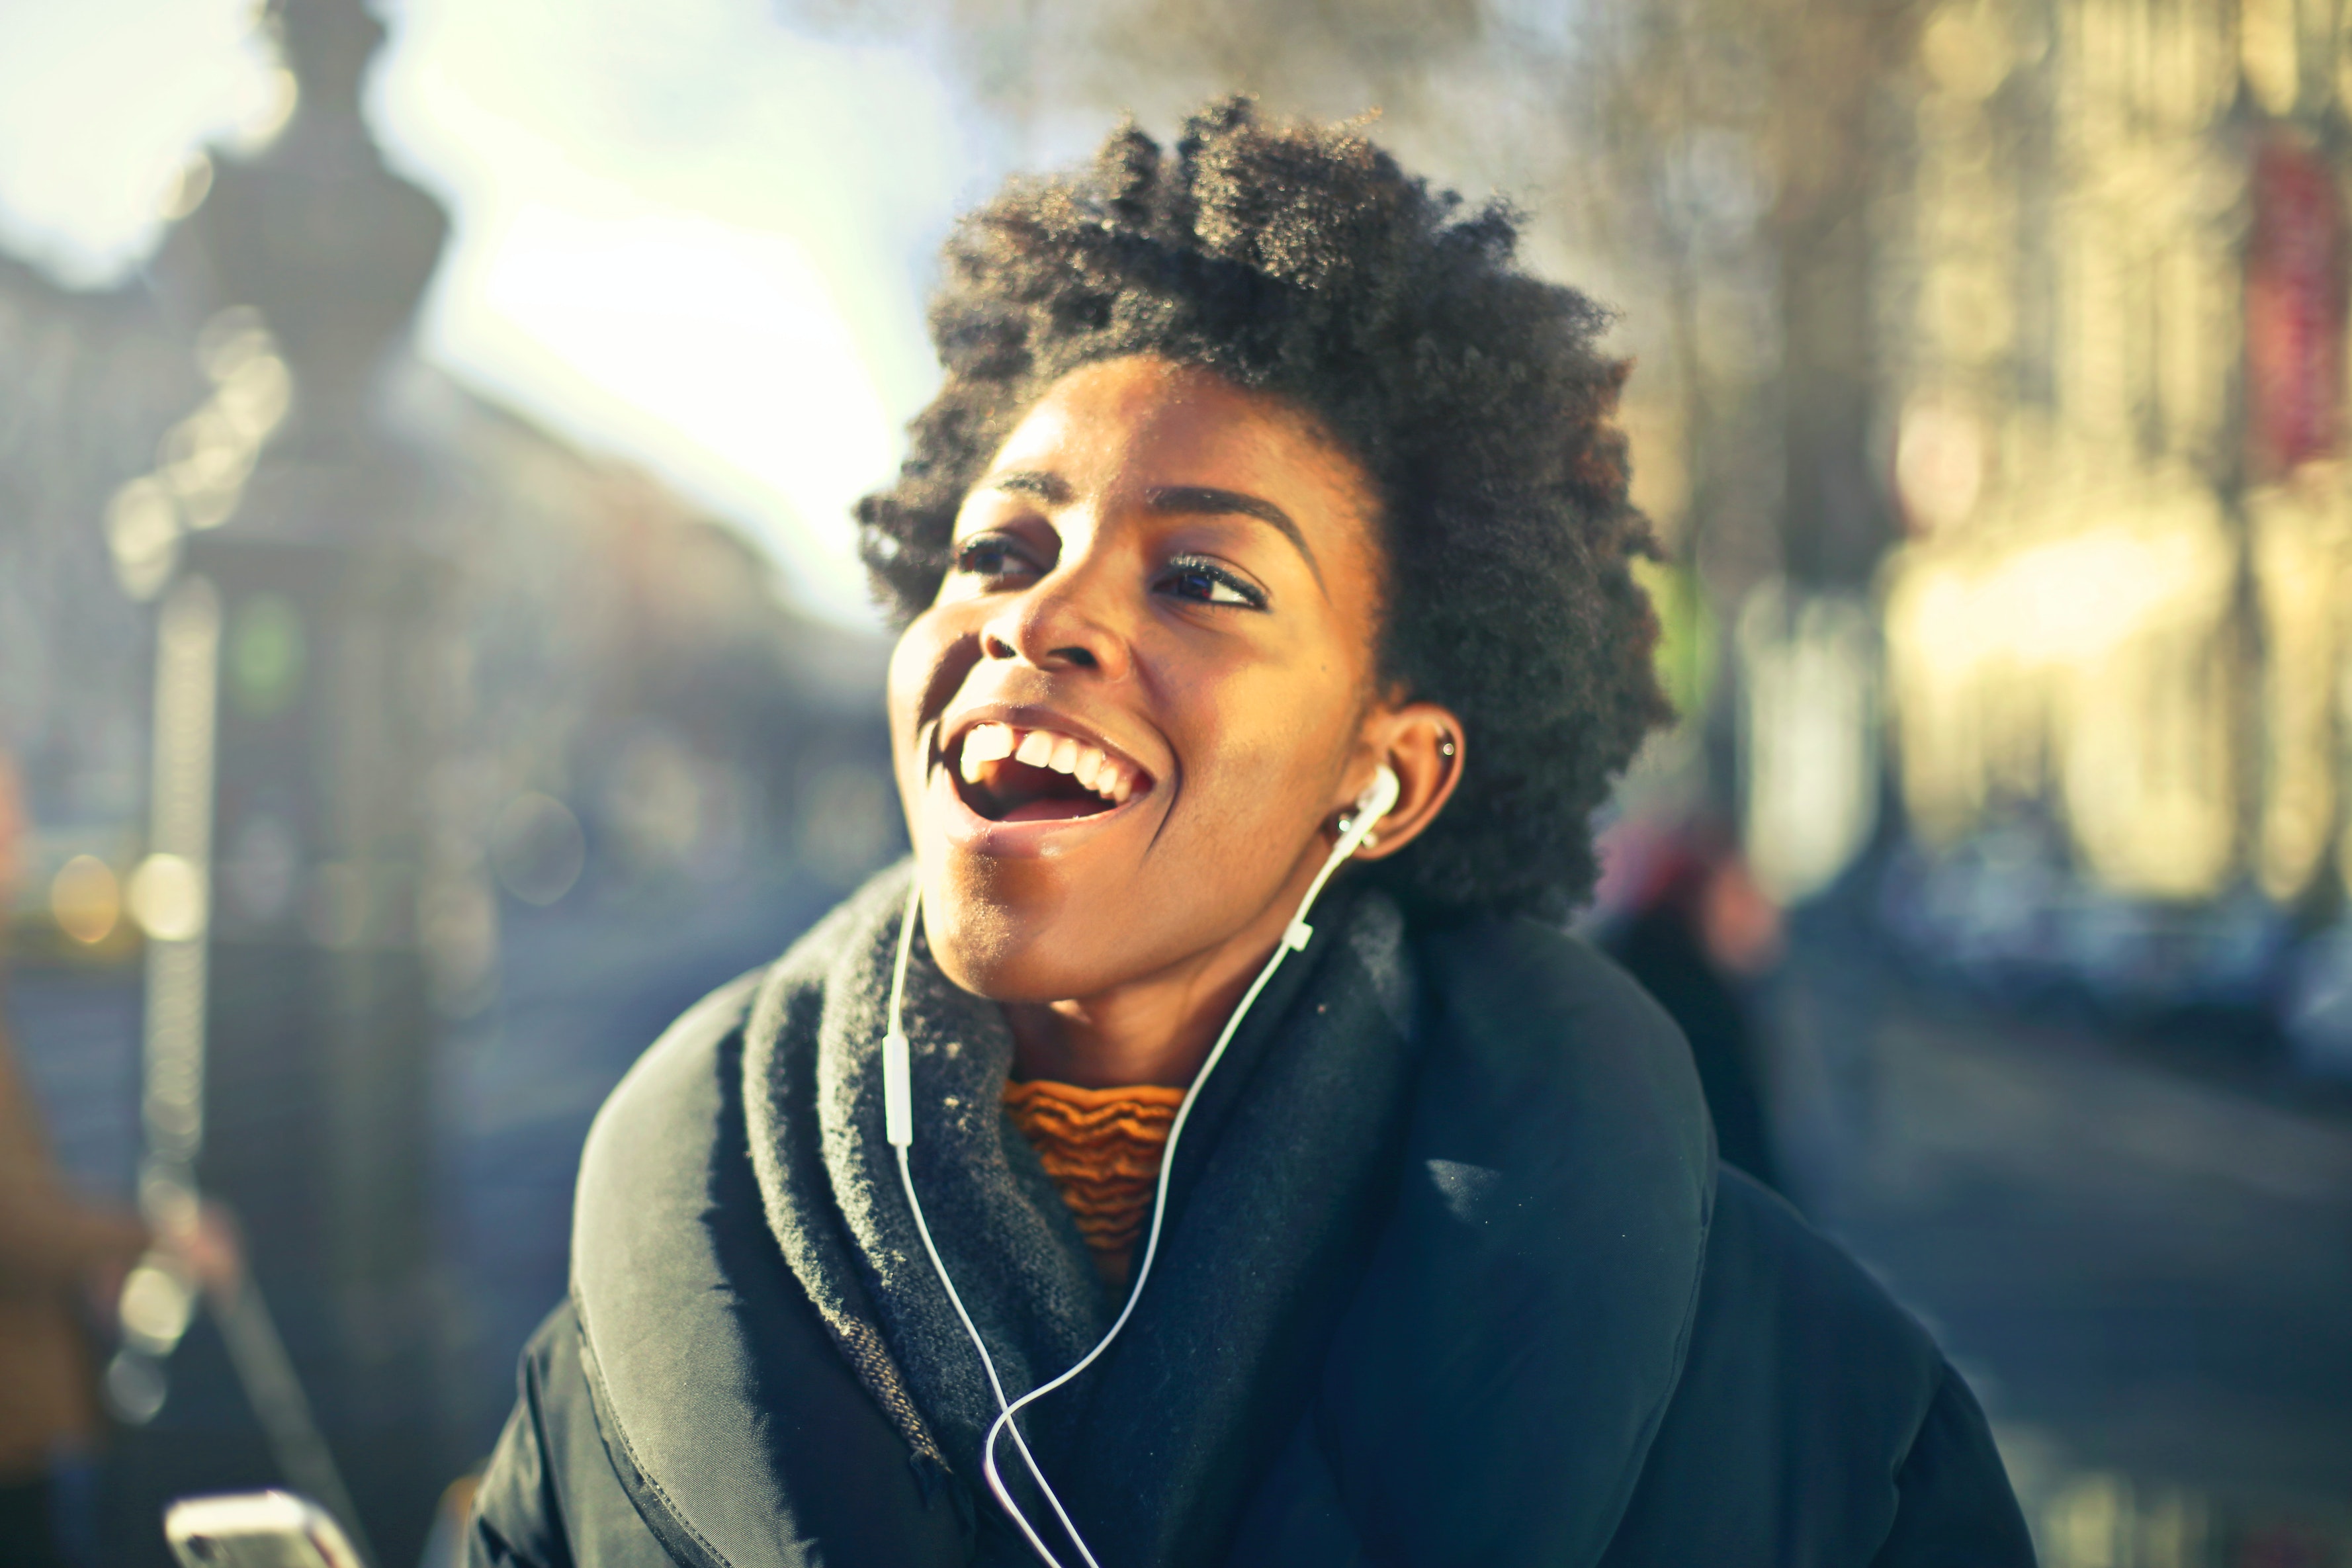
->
xmin=741 ymin=865 xmax=1420 ymax=1567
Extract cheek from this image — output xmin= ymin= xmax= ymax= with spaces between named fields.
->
xmin=884 ymin=631 xmax=927 ymax=755
xmin=1162 ymin=668 xmax=1353 ymax=851
xmin=885 ymin=615 xmax=957 ymax=793
xmin=890 ymin=602 xmax=973 ymax=717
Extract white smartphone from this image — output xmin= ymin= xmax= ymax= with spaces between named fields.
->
xmin=163 ymin=1491 xmax=367 ymax=1568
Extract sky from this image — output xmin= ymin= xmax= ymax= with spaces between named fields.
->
xmin=0 ymin=0 xmax=989 ymax=623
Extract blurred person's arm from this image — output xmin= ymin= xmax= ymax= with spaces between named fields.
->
xmin=0 ymin=1017 xmax=148 ymax=1299
xmin=0 ymin=750 xmax=148 ymax=1297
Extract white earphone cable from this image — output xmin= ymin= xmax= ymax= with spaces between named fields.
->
xmin=887 ymin=878 xmax=1098 ymax=1567
xmin=887 ymin=767 xmax=1399 ymax=1567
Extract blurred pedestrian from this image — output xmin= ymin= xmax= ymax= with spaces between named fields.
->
xmin=0 ymin=754 xmax=148 ymax=1568
xmin=1595 ymin=818 xmax=1788 ymax=1193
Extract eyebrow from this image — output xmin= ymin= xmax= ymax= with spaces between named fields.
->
xmin=1146 ymin=486 xmax=1321 ymax=584
xmin=987 ymin=470 xmax=1069 ymax=504
xmin=979 ymin=471 xmax=1328 ymax=593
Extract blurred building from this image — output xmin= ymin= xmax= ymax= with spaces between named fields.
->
xmin=1882 ymin=0 xmax=2343 ymax=900
xmin=1864 ymin=0 xmax=2352 ymax=1044
xmin=0 ymin=254 xmax=202 ymax=959
xmin=1584 ymin=0 xmax=2352 ymax=1047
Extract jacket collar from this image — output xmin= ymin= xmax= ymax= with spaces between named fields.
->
xmin=568 ymin=905 xmax=1713 ymax=1568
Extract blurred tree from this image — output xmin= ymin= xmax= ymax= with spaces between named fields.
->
xmin=790 ymin=0 xmax=1490 ymax=134
xmin=1577 ymin=0 xmax=1920 ymax=601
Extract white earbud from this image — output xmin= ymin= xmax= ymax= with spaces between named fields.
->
xmin=1333 ymin=764 xmax=1401 ymax=856
xmin=1356 ymin=763 xmax=1401 ymax=827
xmin=880 ymin=755 xmax=1406 ymax=1568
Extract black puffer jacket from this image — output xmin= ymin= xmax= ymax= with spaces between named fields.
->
xmin=467 ymin=890 xmax=2034 ymax=1567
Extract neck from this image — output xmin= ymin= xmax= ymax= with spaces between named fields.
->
xmin=1002 ymin=849 xmax=1334 ymax=1090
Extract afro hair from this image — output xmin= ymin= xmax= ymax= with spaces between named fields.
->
xmin=857 ymin=98 xmax=1670 ymax=920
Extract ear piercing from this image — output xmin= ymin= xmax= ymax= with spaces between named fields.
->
xmin=1438 ymin=732 xmax=1457 ymax=760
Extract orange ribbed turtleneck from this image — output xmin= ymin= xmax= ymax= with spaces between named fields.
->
xmin=1002 ymin=1078 xmax=1188 ymax=1288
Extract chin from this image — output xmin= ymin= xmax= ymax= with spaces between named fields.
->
xmin=893 ymin=709 xmax=1166 ymax=1000
xmin=912 ymin=851 xmax=1112 ymax=1004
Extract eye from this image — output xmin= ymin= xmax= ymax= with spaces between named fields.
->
xmin=1156 ymin=554 xmax=1266 ymax=610
xmin=952 ymin=532 xmax=1042 ymax=583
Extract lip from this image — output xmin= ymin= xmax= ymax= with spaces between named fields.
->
xmin=924 ymin=703 xmax=1164 ymax=859
xmin=925 ymin=761 xmax=1155 ymax=858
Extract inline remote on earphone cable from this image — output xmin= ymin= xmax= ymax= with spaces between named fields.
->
xmin=883 ymin=764 xmax=1401 ymax=1568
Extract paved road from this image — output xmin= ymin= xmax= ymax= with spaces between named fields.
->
xmin=1774 ymin=957 xmax=2352 ymax=1565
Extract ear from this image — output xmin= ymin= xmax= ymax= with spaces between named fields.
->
xmin=1332 ymin=700 xmax=1464 ymax=861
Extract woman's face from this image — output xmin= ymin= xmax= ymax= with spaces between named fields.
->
xmin=887 ymin=355 xmax=1406 ymax=1005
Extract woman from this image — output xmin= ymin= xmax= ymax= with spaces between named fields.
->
xmin=468 ymin=103 xmax=2032 ymax=1567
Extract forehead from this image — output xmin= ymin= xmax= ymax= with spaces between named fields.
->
xmin=983 ymin=357 xmax=1382 ymax=533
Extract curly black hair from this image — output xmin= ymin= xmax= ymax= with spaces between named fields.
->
xmin=857 ymin=99 xmax=1669 ymax=919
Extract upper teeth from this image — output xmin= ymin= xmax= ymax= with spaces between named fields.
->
xmin=958 ymin=722 xmax=1138 ymax=803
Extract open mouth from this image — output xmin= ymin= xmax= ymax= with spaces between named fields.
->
xmin=945 ymin=721 xmax=1152 ymax=824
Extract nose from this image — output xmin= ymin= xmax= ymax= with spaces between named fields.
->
xmin=979 ymin=557 xmax=1133 ymax=680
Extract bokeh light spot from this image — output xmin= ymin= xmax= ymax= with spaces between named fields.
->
xmin=228 ymin=593 xmax=306 ymax=719
xmin=50 ymin=854 xmax=124 ymax=944
xmin=491 ymin=793 xmax=587 ymax=906
xmin=128 ymin=853 xmax=208 ymax=942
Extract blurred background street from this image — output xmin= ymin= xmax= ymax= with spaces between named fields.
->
xmin=1777 ymin=922 xmax=2352 ymax=1560
xmin=3 ymin=0 xmax=2351 ymax=1563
